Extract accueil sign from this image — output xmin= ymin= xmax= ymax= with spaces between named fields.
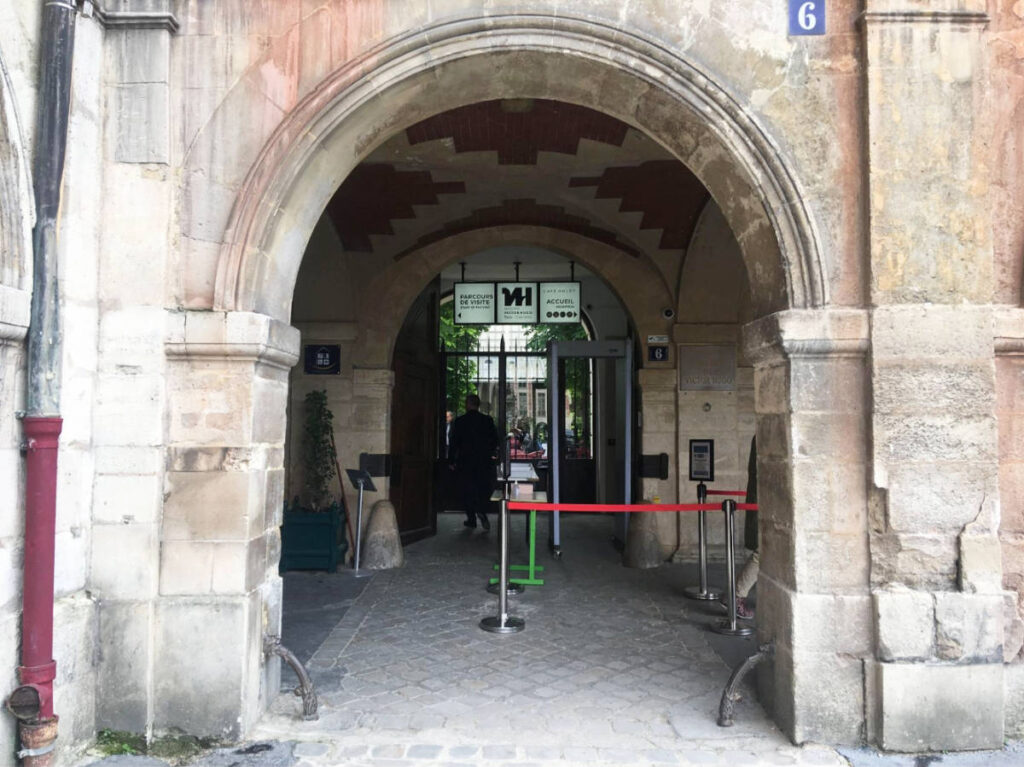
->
xmin=453 ymin=282 xmax=581 ymax=325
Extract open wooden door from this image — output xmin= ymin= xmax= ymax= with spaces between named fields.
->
xmin=391 ymin=281 xmax=440 ymax=543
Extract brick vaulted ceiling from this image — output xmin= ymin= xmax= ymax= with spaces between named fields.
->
xmin=323 ymin=99 xmax=710 ymax=263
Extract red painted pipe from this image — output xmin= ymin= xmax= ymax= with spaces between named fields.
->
xmin=19 ymin=416 xmax=62 ymax=720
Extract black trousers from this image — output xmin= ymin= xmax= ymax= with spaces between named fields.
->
xmin=458 ymin=468 xmax=493 ymax=523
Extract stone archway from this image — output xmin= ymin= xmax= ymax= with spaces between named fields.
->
xmin=0 ymin=46 xmax=33 ymax=319
xmin=164 ymin=16 xmax=874 ymax=747
xmin=211 ymin=17 xmax=827 ymax=322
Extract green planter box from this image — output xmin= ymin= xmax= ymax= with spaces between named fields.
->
xmin=280 ymin=502 xmax=347 ymax=573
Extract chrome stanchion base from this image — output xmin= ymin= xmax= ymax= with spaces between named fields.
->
xmin=486 ymin=581 xmax=524 ymax=596
xmin=711 ymin=619 xmax=755 ymax=637
xmin=341 ymin=568 xmax=375 ymax=579
xmin=479 ymin=616 xmax=525 ymax=634
xmin=683 ymin=585 xmax=722 ymax=601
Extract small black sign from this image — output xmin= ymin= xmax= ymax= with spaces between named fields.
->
xmin=648 ymin=345 xmax=669 ymax=363
xmin=304 ymin=344 xmax=340 ymax=375
xmin=689 ymin=439 xmax=714 ymax=482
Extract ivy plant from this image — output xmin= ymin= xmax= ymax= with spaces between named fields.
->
xmin=302 ymin=389 xmax=337 ymax=511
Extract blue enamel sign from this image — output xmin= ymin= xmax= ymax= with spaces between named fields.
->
xmin=789 ymin=0 xmax=825 ymax=35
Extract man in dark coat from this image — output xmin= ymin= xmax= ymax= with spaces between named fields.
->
xmin=448 ymin=394 xmax=499 ymax=530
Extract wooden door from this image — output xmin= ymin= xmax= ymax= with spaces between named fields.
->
xmin=390 ymin=281 xmax=440 ymax=543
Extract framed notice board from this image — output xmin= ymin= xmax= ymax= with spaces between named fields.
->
xmin=689 ymin=439 xmax=714 ymax=482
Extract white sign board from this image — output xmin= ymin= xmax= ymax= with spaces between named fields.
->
xmin=454 ymin=283 xmax=495 ymax=324
xmin=539 ymin=282 xmax=581 ymax=323
xmin=496 ymin=282 xmax=538 ymax=324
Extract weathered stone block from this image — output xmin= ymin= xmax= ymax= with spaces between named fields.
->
xmin=934 ymin=592 xmax=1003 ymax=663
xmin=792 ymin=593 xmax=873 ymax=655
xmin=1005 ymin=662 xmax=1024 ymax=738
xmin=878 ymin=663 xmax=1004 ymax=751
xmin=874 ymin=588 xmax=935 ymax=661
xmin=959 ymin=531 xmax=1003 ymax=593
xmin=159 ymin=540 xmax=258 ymax=596
xmin=624 ymin=508 xmax=662 ymax=569
xmin=795 ymin=531 xmax=870 ymax=593
xmin=154 ymin=597 xmax=253 ymax=737
xmin=94 ymin=374 xmax=163 ymax=446
xmin=789 ymin=356 xmax=866 ymax=414
xmin=112 ymin=83 xmax=170 ymax=163
xmin=871 ymin=305 xmax=994 ymax=359
xmin=96 ymin=600 xmax=151 ymax=732
xmin=362 ymin=500 xmax=404 ymax=570
xmin=163 ymin=471 xmax=251 ymax=541
xmin=792 ymin=651 xmax=865 ymax=745
xmin=886 ymin=463 xmax=999 ymax=533
xmin=874 ymin=414 xmax=997 ymax=464
xmin=873 ymin=360 xmax=995 ymax=416
xmin=91 ymin=523 xmax=158 ymax=599
xmin=791 ymin=459 xmax=867 ymax=535
xmin=871 ymin=532 xmax=959 ymax=590
xmin=753 ymin=362 xmax=789 ymax=415
xmin=93 ymin=473 xmax=160 ymax=525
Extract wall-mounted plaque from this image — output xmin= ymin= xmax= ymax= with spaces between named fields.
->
xmin=678 ymin=345 xmax=736 ymax=391
xmin=689 ymin=439 xmax=715 ymax=482
xmin=304 ymin=344 xmax=340 ymax=374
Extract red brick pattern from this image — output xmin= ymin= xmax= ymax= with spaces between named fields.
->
xmin=570 ymin=161 xmax=709 ymax=249
xmin=395 ymin=198 xmax=643 ymax=259
xmin=405 ymin=99 xmax=630 ymax=164
xmin=326 ymin=164 xmax=465 ymax=251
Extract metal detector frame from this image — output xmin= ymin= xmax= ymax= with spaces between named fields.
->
xmin=548 ymin=339 xmax=633 ymax=556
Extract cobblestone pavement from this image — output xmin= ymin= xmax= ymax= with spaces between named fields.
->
xmin=255 ymin=512 xmax=847 ymax=766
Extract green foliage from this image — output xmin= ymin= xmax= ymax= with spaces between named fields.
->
xmin=440 ymin=299 xmax=486 ymax=411
xmin=302 ymin=389 xmax=337 ymax=510
xmin=525 ymin=323 xmax=590 ymax=439
xmin=95 ymin=729 xmax=219 ymax=763
xmin=96 ymin=729 xmax=144 ymax=756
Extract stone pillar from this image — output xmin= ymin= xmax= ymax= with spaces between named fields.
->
xmin=162 ymin=311 xmax=299 ymax=737
xmin=638 ymin=368 xmax=677 ymax=558
xmin=998 ymin=309 xmax=1024 ymax=731
xmin=743 ymin=309 xmax=872 ymax=745
xmin=864 ymin=2 xmax=1004 ymax=751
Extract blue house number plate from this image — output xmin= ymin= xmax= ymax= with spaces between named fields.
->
xmin=789 ymin=0 xmax=825 ymax=35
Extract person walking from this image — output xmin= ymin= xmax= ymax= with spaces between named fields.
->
xmin=449 ymin=394 xmax=499 ymax=530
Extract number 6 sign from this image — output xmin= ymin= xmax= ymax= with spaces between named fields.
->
xmin=789 ymin=0 xmax=826 ymax=35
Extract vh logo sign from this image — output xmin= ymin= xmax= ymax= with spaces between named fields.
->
xmin=502 ymin=286 xmax=533 ymax=307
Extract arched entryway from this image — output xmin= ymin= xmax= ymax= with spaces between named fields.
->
xmin=163 ymin=16 xmax=871 ymax=747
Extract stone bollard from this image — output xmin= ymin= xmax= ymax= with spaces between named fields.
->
xmin=623 ymin=507 xmax=662 ymax=569
xmin=361 ymin=499 xmax=405 ymax=569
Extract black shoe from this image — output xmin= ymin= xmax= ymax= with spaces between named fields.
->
xmin=478 ymin=513 xmax=490 ymax=531
xmin=464 ymin=519 xmax=477 ymax=529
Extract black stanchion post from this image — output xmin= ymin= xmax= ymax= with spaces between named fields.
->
xmin=712 ymin=499 xmax=753 ymax=637
xmin=684 ymin=482 xmax=721 ymax=601
xmin=480 ymin=497 xmax=525 ymax=634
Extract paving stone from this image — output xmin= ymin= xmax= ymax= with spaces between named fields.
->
xmin=405 ymin=744 xmax=443 ymax=758
xmin=292 ymin=743 xmax=329 ymax=758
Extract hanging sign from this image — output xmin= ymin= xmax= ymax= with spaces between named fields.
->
xmin=539 ymin=282 xmax=581 ymax=323
xmin=496 ymin=282 xmax=538 ymax=324
xmin=454 ymin=282 xmax=496 ymax=325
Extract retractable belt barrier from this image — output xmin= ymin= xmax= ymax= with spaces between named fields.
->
xmin=483 ymin=498 xmax=758 ymax=637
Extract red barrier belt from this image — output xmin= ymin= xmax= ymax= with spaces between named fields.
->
xmin=506 ymin=501 xmax=759 ymax=513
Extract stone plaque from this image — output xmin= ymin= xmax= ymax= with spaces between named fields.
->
xmin=678 ymin=345 xmax=735 ymax=391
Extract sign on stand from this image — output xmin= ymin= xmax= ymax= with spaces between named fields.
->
xmin=689 ymin=439 xmax=715 ymax=482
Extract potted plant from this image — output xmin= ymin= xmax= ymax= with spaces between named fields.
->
xmin=280 ymin=390 xmax=347 ymax=572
